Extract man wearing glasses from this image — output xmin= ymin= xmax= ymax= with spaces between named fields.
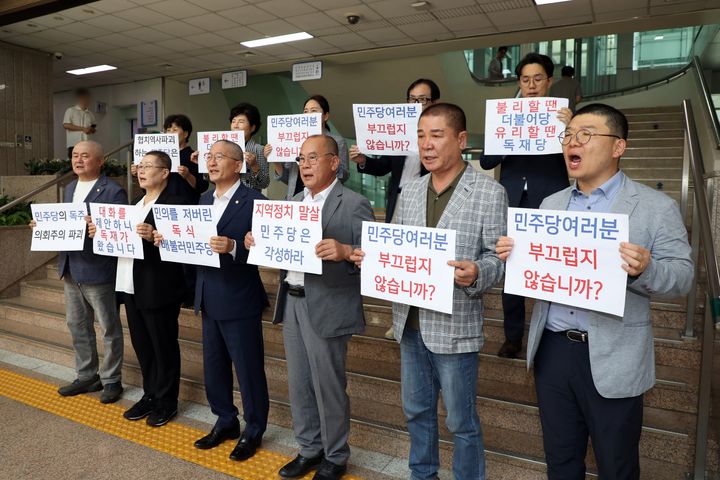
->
xmin=246 ymin=135 xmax=374 ymax=480
xmin=182 ymin=140 xmax=270 ymax=462
xmin=495 ymin=104 xmax=693 ymax=479
xmin=481 ymin=53 xmax=573 ymax=359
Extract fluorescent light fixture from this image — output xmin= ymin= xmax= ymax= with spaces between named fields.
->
xmin=241 ymin=32 xmax=312 ymax=48
xmin=534 ymin=0 xmax=572 ymax=4
xmin=654 ymin=35 xmax=664 ymax=40
xmin=66 ymin=64 xmax=117 ymax=75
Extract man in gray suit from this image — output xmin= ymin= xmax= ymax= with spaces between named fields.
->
xmin=496 ymin=103 xmax=693 ymax=479
xmin=353 ymin=103 xmax=508 ymax=480
xmin=246 ymin=134 xmax=374 ymax=480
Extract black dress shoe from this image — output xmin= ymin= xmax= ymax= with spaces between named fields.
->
xmin=123 ymin=396 xmax=155 ymax=420
xmin=194 ymin=424 xmax=241 ymax=450
xmin=229 ymin=435 xmax=262 ymax=461
xmin=279 ymin=453 xmax=324 ymax=478
xmin=312 ymin=459 xmax=347 ymax=480
xmin=100 ymin=382 xmax=123 ymax=404
xmin=58 ymin=375 xmax=102 ymax=396
xmin=146 ymin=407 xmax=177 ymax=427
xmin=497 ymin=338 xmax=523 ymax=359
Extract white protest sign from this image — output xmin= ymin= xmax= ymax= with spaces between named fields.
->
xmin=30 ymin=203 xmax=87 ymax=251
xmin=89 ymin=203 xmax=144 ymax=259
xmin=133 ymin=133 xmax=180 ymax=172
xmin=196 ymin=130 xmax=246 ymax=174
xmin=153 ymin=204 xmax=220 ymax=268
xmin=361 ymin=221 xmax=456 ymax=314
xmin=353 ymin=104 xmax=421 ymax=156
xmin=247 ymin=200 xmax=323 ymax=274
xmin=266 ymin=113 xmax=323 ymax=163
xmin=484 ymin=97 xmax=568 ymax=155
xmin=504 ymin=207 xmax=629 ymax=316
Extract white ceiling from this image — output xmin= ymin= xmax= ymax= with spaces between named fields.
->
xmin=0 ymin=0 xmax=717 ymax=91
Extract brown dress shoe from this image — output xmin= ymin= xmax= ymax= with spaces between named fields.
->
xmin=497 ymin=339 xmax=522 ymax=359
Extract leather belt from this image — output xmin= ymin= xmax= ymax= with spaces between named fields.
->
xmin=563 ymin=329 xmax=588 ymax=343
xmin=286 ymin=284 xmax=305 ymax=297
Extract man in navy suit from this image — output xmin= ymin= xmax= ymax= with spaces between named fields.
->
xmin=189 ymin=140 xmax=269 ymax=462
xmin=480 ymin=53 xmax=573 ymax=359
xmin=52 ymin=141 xmax=128 ymax=403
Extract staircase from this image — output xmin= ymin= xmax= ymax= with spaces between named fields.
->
xmin=0 ymin=105 xmax=714 ymax=479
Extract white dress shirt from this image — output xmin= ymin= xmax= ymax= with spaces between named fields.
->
xmin=285 ymin=178 xmax=338 ymax=287
xmin=72 ymin=178 xmax=98 ymax=203
xmin=115 ymin=197 xmax=156 ymax=294
xmin=63 ymin=105 xmax=96 ymax=148
xmin=213 ymin=178 xmax=243 ymax=259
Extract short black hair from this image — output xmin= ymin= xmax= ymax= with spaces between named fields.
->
xmin=420 ymin=103 xmax=466 ymax=133
xmin=574 ymin=103 xmax=629 ymax=140
xmin=407 ymin=78 xmax=441 ymax=101
xmin=75 ymin=88 xmax=90 ymax=97
xmin=144 ymin=150 xmax=172 ymax=170
xmin=228 ymin=103 xmax=261 ymax=138
xmin=498 ymin=46 xmax=508 ymax=53
xmin=515 ymin=52 xmax=554 ymax=78
xmin=561 ymin=65 xmax=575 ymax=77
xmin=163 ymin=114 xmax=193 ymax=139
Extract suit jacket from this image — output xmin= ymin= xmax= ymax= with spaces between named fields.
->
xmin=272 ymin=181 xmax=375 ymax=338
xmin=195 ymin=183 xmax=269 ymax=321
xmin=526 ymin=176 xmax=694 ymax=398
xmin=358 ymin=155 xmax=428 ymax=223
xmin=480 ymin=152 xmax=568 ymax=208
xmin=59 ymin=175 xmax=128 ymax=284
xmin=130 ymin=188 xmax=188 ymax=310
xmin=392 ymin=165 xmax=508 ymax=354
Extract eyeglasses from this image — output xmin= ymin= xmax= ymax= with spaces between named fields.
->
xmin=519 ymin=74 xmax=547 ymax=85
xmin=408 ymin=96 xmax=432 ymax=105
xmin=204 ymin=152 xmax=242 ymax=162
xmin=558 ymin=129 xmax=622 ymax=145
xmin=296 ymin=152 xmax=335 ymax=165
xmin=137 ymin=164 xmax=167 ymax=171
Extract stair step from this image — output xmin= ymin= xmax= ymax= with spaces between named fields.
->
xmin=627 ymin=129 xmax=685 ymax=139
xmin=622 ymin=147 xmax=683 ymax=158
xmin=620 ymin=106 xmax=682 ymax=115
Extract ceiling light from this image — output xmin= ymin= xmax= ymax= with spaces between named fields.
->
xmin=241 ymin=32 xmax=312 ymax=48
xmin=654 ymin=35 xmax=664 ymax=40
xmin=411 ymin=1 xmax=430 ymax=8
xmin=66 ymin=64 xmax=117 ymax=75
xmin=534 ymin=0 xmax=572 ymax=4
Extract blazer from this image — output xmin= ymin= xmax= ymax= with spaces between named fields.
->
xmin=59 ymin=175 xmax=128 ymax=284
xmin=526 ymin=176 xmax=694 ymax=398
xmin=195 ymin=183 xmax=269 ymax=322
xmin=130 ymin=188 xmax=188 ymax=310
xmin=272 ymin=181 xmax=375 ymax=338
xmin=392 ymin=165 xmax=508 ymax=354
xmin=480 ymin=151 xmax=569 ymax=208
xmin=358 ymin=155 xmax=428 ymax=223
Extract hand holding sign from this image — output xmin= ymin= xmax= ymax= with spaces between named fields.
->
xmin=353 ymin=104 xmax=421 ymax=156
xmin=619 ymin=242 xmax=651 ymax=276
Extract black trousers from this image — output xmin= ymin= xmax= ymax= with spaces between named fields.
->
xmin=123 ymin=293 xmax=181 ymax=410
xmin=502 ymin=190 xmax=531 ymax=342
xmin=534 ymin=330 xmax=643 ymax=480
xmin=201 ymin=314 xmax=269 ymax=441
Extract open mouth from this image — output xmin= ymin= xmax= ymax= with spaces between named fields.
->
xmin=568 ymin=154 xmax=581 ymax=168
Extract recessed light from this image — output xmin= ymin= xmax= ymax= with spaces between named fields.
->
xmin=411 ymin=1 xmax=430 ymax=8
xmin=534 ymin=0 xmax=572 ymax=4
xmin=241 ymin=32 xmax=312 ymax=48
xmin=654 ymin=35 xmax=664 ymax=40
xmin=66 ymin=64 xmax=117 ymax=75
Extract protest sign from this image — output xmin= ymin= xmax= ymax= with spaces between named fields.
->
xmin=30 ymin=203 xmax=87 ymax=251
xmin=196 ymin=130 xmax=246 ymax=174
xmin=247 ymin=200 xmax=323 ymax=274
xmin=360 ymin=221 xmax=456 ymax=314
xmin=89 ymin=203 xmax=144 ymax=259
xmin=133 ymin=133 xmax=180 ymax=172
xmin=153 ymin=205 xmax=219 ymax=268
xmin=266 ymin=113 xmax=322 ymax=162
xmin=504 ymin=207 xmax=629 ymax=316
xmin=353 ymin=103 xmax=421 ymax=156
xmin=484 ymin=97 xmax=568 ymax=155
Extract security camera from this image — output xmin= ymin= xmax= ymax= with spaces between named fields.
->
xmin=53 ymin=52 xmax=63 ymax=60
xmin=346 ymin=14 xmax=360 ymax=25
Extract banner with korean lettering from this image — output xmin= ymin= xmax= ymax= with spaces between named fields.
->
xmin=266 ymin=113 xmax=322 ymax=163
xmin=353 ymin=103 xmax=421 ymax=156
xmin=484 ymin=97 xmax=568 ymax=155
xmin=247 ymin=200 xmax=322 ymax=274
xmin=504 ymin=207 xmax=629 ymax=316
xmin=153 ymin=205 xmax=219 ymax=268
xmin=30 ymin=203 xmax=87 ymax=251
xmin=196 ymin=130 xmax=246 ymax=174
xmin=133 ymin=133 xmax=180 ymax=172
xmin=360 ymin=221 xmax=456 ymax=314
xmin=89 ymin=203 xmax=144 ymax=259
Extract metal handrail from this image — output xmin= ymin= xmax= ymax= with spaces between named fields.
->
xmin=691 ymin=56 xmax=720 ymax=149
xmin=0 ymin=140 xmax=134 ymax=215
xmin=584 ymin=63 xmax=692 ymax=101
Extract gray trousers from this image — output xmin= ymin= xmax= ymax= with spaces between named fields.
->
xmin=282 ymin=294 xmax=351 ymax=465
xmin=63 ymin=275 xmax=124 ymax=384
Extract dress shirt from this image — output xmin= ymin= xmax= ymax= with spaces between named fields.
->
xmin=212 ymin=178 xmax=242 ymax=259
xmin=115 ymin=197 xmax=156 ymax=294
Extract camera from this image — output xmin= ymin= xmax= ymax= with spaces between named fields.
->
xmin=53 ymin=52 xmax=63 ymax=60
xmin=346 ymin=14 xmax=360 ymax=25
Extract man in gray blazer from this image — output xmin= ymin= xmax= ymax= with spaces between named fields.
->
xmin=496 ymin=104 xmax=693 ymax=479
xmin=246 ymin=134 xmax=374 ymax=480
xmin=354 ymin=103 xmax=507 ymax=480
